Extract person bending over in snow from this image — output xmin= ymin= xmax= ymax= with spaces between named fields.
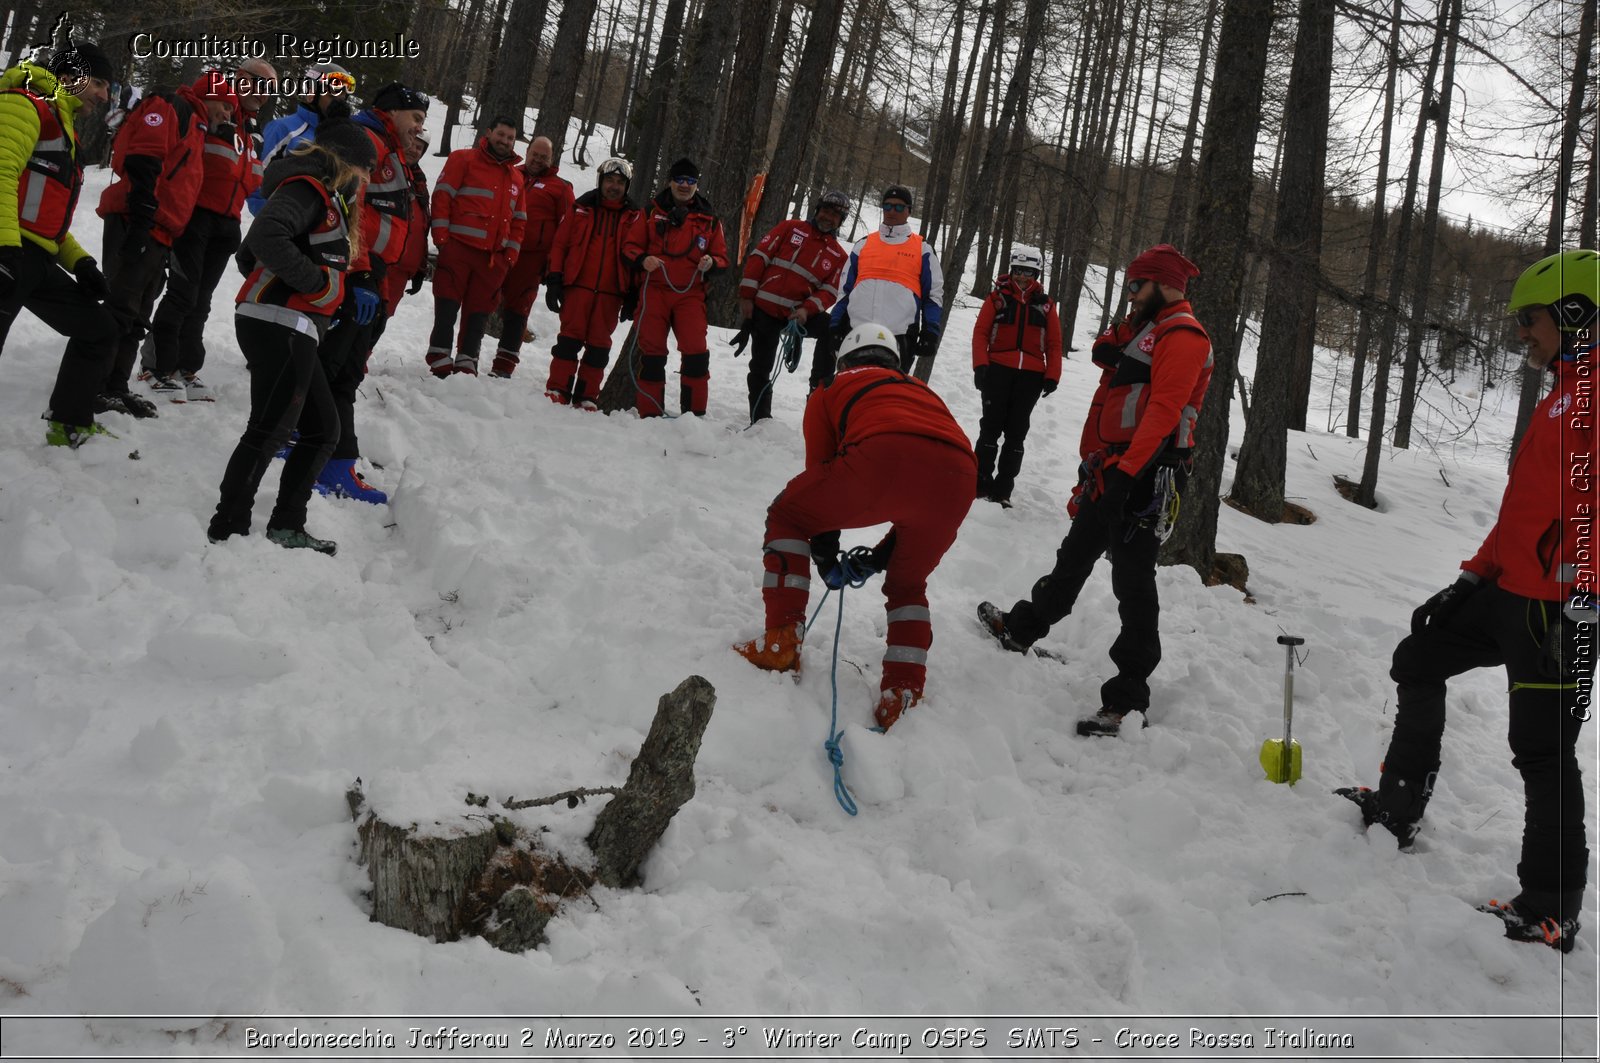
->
xmin=1338 ymin=248 xmax=1599 ymax=954
xmin=734 ymin=322 xmax=976 ymax=730
xmin=977 ymin=243 xmax=1211 ymax=738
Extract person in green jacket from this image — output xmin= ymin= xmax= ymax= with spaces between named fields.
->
xmin=0 ymin=41 xmax=121 ymax=447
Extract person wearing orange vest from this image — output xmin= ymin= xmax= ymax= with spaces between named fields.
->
xmin=0 ymin=43 xmax=120 ymax=447
xmin=734 ymin=322 xmax=977 ymax=731
xmin=491 ymin=134 xmax=572 ymax=378
xmin=427 ymin=116 xmax=526 ymax=377
xmin=543 ymin=156 xmax=641 ymax=408
xmin=733 ymin=190 xmax=848 ymax=422
xmin=209 ymin=120 xmax=376 ymax=556
xmin=979 ymin=244 xmax=1212 ymax=738
xmin=824 ymin=184 xmax=943 ymax=383
xmin=621 ymin=157 xmax=728 ymax=417
xmin=96 ymin=74 xmax=211 ymax=417
xmin=144 ymin=69 xmax=268 ymax=401
xmin=971 ymin=247 xmax=1063 ymax=506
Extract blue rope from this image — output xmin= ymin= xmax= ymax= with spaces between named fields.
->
xmin=801 ymin=548 xmax=878 ymax=817
xmin=747 ymin=318 xmax=809 ymax=428
xmin=624 ymin=269 xmax=699 ymax=419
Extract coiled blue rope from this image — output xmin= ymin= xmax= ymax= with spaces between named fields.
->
xmin=801 ymin=547 xmax=879 ymax=816
xmin=748 ymin=318 xmax=809 ymax=428
xmin=625 ymin=268 xmax=702 ymax=419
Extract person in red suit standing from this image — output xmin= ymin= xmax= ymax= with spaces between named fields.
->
xmin=621 ymin=157 xmax=728 ymax=417
xmin=492 ymin=134 xmax=572 ymax=378
xmin=735 ymin=322 xmax=977 ymax=730
xmin=427 ymin=116 xmax=525 ymax=377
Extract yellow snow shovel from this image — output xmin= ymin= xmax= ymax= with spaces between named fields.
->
xmin=1260 ymin=635 xmax=1304 ymax=784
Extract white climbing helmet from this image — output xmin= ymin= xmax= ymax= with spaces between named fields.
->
xmin=836 ymin=322 xmax=900 ymax=370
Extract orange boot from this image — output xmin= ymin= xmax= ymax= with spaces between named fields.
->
xmin=733 ymin=622 xmax=803 ymax=673
xmin=875 ymin=686 xmax=923 ymax=730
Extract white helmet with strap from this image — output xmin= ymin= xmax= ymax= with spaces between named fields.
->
xmin=836 ymin=322 xmax=900 ymax=370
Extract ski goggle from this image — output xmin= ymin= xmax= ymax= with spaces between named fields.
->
xmin=1013 ymin=267 xmax=1040 ymax=279
xmin=671 ymin=175 xmax=698 ymax=186
xmin=319 ymin=70 xmax=357 ymax=93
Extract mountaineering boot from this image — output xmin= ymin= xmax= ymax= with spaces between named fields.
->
xmin=1479 ymin=893 xmax=1581 ymax=953
xmin=1077 ymin=708 xmax=1148 ymax=737
xmin=314 ymin=458 xmax=389 ymax=504
xmin=265 ymin=527 xmax=338 ymax=555
xmin=1334 ymin=769 xmax=1435 ymax=849
xmin=44 ymin=419 xmax=113 ymax=448
xmin=733 ymin=622 xmax=803 ymax=673
xmin=182 ymin=373 xmax=213 ymax=401
xmin=977 ymin=601 xmax=1033 ymax=653
xmin=96 ymin=391 xmax=159 ymax=418
xmin=874 ymin=687 xmax=922 ymax=731
xmin=150 ymin=374 xmax=186 ymax=401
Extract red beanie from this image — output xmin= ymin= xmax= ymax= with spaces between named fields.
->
xmin=1127 ymin=243 xmax=1200 ymax=293
xmin=192 ymin=70 xmax=240 ymax=109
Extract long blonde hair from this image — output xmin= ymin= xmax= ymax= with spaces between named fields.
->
xmin=287 ymin=142 xmax=365 ymax=262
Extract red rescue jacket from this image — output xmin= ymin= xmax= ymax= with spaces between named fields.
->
xmin=193 ymin=79 xmax=257 ymax=220
xmin=431 ymin=136 xmax=526 ymax=257
xmin=98 ymin=87 xmax=208 ymax=245
xmin=623 ymin=188 xmax=728 ymax=291
xmin=740 ymin=218 xmax=846 ymax=320
xmin=550 ymin=188 xmax=641 ymax=296
xmin=518 ymin=164 xmax=573 ymax=276
xmin=1081 ymin=301 xmax=1213 ymax=479
xmin=351 ymin=110 xmax=412 ymax=271
xmin=1464 ymin=349 xmax=1599 ymax=602
xmin=972 ymin=274 xmax=1063 ymax=381
xmin=803 ymin=364 xmax=974 ymax=470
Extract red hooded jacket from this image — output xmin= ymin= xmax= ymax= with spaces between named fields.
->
xmin=803 ymin=365 xmax=974 ymax=471
xmin=622 ymin=188 xmax=728 ymax=290
xmin=98 ymin=85 xmax=208 ymax=245
xmin=549 ymin=188 xmax=641 ymax=296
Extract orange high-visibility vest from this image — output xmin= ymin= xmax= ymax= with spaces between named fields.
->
xmin=855 ymin=232 xmax=923 ymax=296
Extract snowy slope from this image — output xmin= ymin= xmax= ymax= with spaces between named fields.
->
xmin=0 ymin=129 xmax=1593 ymax=1061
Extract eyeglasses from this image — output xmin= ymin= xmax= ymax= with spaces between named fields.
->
xmin=672 ymin=176 xmax=698 ymax=186
xmin=1125 ymin=278 xmax=1149 ymax=294
xmin=1513 ymin=306 xmax=1547 ymax=328
xmin=881 ymin=202 xmax=910 ymax=212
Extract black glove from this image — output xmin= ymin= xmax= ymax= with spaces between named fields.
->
xmin=1041 ymin=378 xmax=1058 ymax=396
xmin=619 ymin=290 xmax=638 ymax=322
xmin=973 ymin=364 xmax=987 ymax=391
xmin=1091 ymin=338 xmax=1123 ymax=366
xmin=73 ymin=258 xmax=110 ymax=301
xmin=1099 ymin=466 xmax=1135 ymax=518
xmin=0 ymin=244 xmax=21 ymax=301
xmin=731 ymin=319 xmax=752 ymax=357
xmin=545 ymin=273 xmax=565 ymax=312
xmin=235 ymin=243 xmax=256 ymax=277
xmin=1410 ymin=575 xmax=1481 ymax=637
xmin=119 ymin=217 xmax=153 ymax=268
xmin=916 ymin=328 xmax=940 ymax=359
xmin=809 ymin=530 xmax=842 ymax=573
xmin=407 ymin=271 xmax=425 ymax=295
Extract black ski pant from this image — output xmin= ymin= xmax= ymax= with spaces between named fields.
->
xmin=1382 ymin=584 xmax=1589 ymax=898
xmin=976 ymin=364 xmax=1046 ymax=500
xmin=317 ymin=308 xmax=381 ymax=461
xmin=149 ymin=208 xmax=241 ymax=377
xmin=0 ymin=241 xmax=119 ymax=427
xmin=211 ymin=314 xmax=339 ymax=537
xmin=1004 ymin=478 xmax=1169 ymax=713
xmin=101 ymin=213 xmax=171 ymax=395
xmin=746 ymin=308 xmax=828 ymax=420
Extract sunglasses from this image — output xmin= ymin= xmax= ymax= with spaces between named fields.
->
xmin=672 ymin=176 xmax=698 ymax=186
xmin=1013 ymin=267 xmax=1040 ymax=279
xmin=1513 ymin=306 xmax=1546 ymax=328
xmin=881 ymin=201 xmax=910 ymax=212
xmin=1125 ymin=278 xmax=1149 ymax=295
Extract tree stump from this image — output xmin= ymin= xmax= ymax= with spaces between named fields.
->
xmin=352 ymin=675 xmax=716 ymax=951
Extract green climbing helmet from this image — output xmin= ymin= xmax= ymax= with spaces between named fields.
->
xmin=1507 ymin=248 xmax=1599 ymax=332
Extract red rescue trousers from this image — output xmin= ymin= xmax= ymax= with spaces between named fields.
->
xmin=500 ymin=247 xmax=546 ymax=317
xmin=433 ymin=240 xmax=510 ymax=315
xmin=762 ymin=434 xmax=977 ymax=693
xmin=636 ymin=271 xmax=710 ymax=416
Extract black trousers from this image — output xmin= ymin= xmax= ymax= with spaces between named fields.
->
xmin=746 ymin=308 xmax=828 ymax=420
xmin=1005 ymin=478 xmax=1169 ymax=713
xmin=1383 ymin=584 xmax=1589 ymax=896
xmin=211 ymin=315 xmax=339 ymax=537
xmin=149 ymin=208 xmax=242 ymax=377
xmin=317 ymin=308 xmax=380 ymax=461
xmin=101 ymin=213 xmax=171 ymax=394
xmin=976 ymin=364 xmax=1046 ymax=499
xmin=0 ymin=241 xmax=118 ymax=427
xmin=809 ymin=326 xmax=911 ymax=390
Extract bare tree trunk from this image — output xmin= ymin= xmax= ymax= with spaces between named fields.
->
xmin=921 ymin=0 xmax=974 ymax=253
xmin=1512 ymin=0 xmax=1595 ymax=458
xmin=576 ymin=0 xmax=624 ymax=164
xmin=663 ymin=0 xmax=737 ymax=168
xmin=1229 ymin=0 xmax=1334 ymax=521
xmin=1160 ymin=0 xmax=1220 ymax=248
xmin=1346 ymin=0 xmax=1402 ymax=439
xmin=1157 ymin=0 xmax=1275 ymax=581
xmin=474 ymin=0 xmax=514 ymax=125
xmin=1355 ymin=0 xmax=1449 ymax=508
xmin=630 ymin=0 xmax=689 ymax=198
xmin=531 ymin=0 xmax=601 ymax=159
xmin=1098 ymin=3 xmax=1156 ymax=337
xmin=752 ymin=0 xmax=796 ymax=168
xmin=1391 ymin=0 xmax=1461 ymax=450
xmin=944 ymin=0 xmax=1007 ymax=269
xmin=479 ymin=0 xmax=550 ymax=134
xmin=613 ymin=0 xmax=660 ymax=156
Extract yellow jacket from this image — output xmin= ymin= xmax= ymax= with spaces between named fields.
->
xmin=0 ymin=61 xmax=91 ymax=269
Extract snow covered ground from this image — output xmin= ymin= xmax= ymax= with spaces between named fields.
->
xmin=0 ymin=128 xmax=1594 ymax=1061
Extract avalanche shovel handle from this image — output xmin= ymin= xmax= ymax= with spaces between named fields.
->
xmin=1261 ymin=635 xmax=1306 ymax=784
